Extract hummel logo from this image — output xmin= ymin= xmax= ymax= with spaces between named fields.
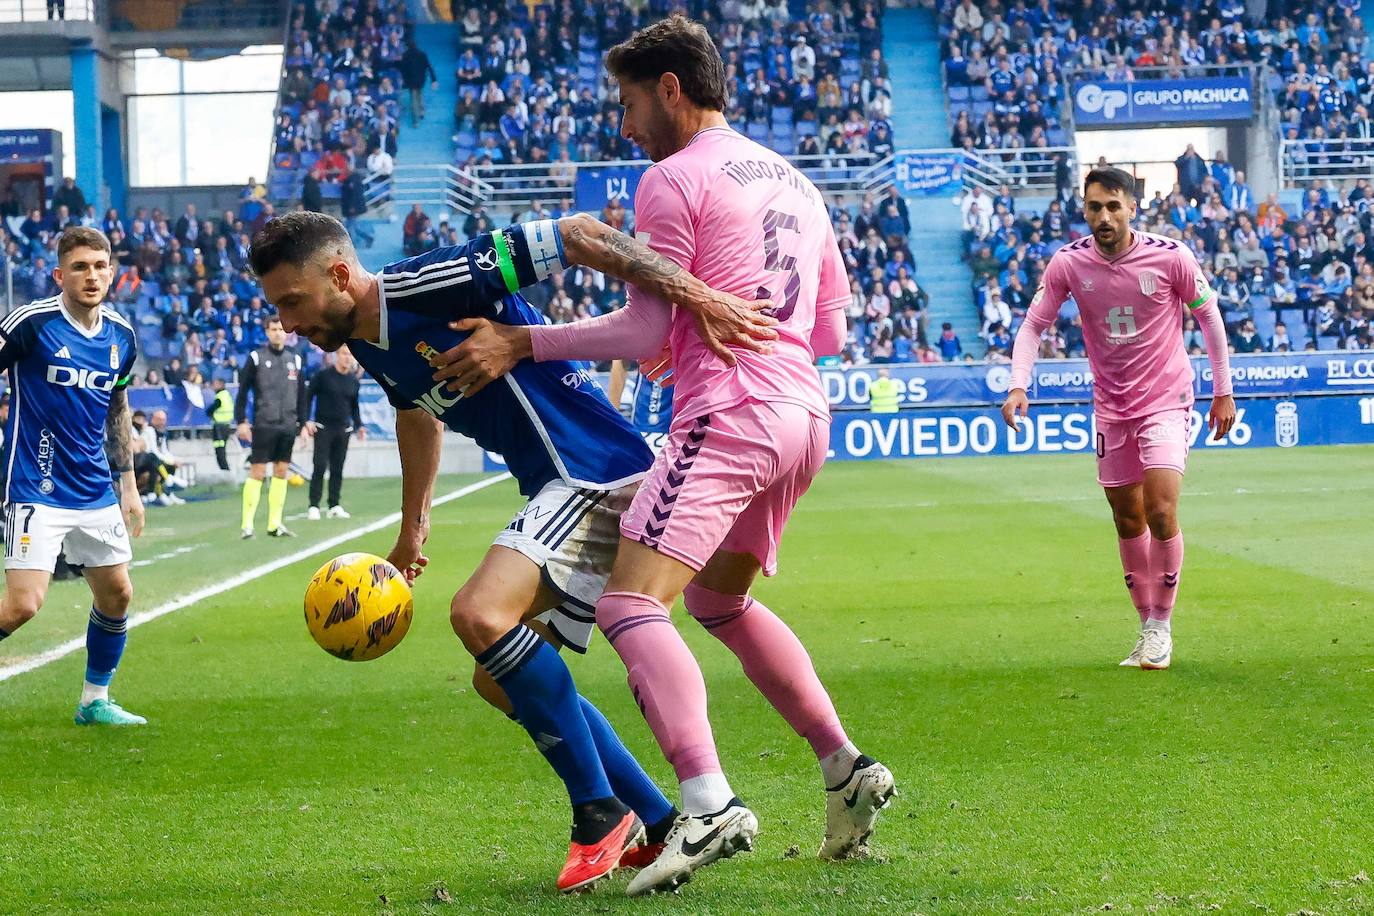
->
xmin=54 ymin=346 xmax=71 ymax=359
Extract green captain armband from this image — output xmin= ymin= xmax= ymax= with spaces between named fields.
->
xmin=491 ymin=228 xmax=520 ymax=294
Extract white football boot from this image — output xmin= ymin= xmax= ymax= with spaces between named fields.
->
xmin=1120 ymin=631 xmax=1146 ymax=667
xmin=625 ymin=799 xmax=757 ymax=896
xmin=1140 ymin=624 xmax=1172 ymax=670
xmin=820 ymin=756 xmax=896 ymax=859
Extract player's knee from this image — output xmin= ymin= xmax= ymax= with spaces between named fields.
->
xmin=1145 ymin=508 xmax=1177 ymax=539
xmin=99 ymin=579 xmax=134 ymax=616
xmin=449 ymin=590 xmax=509 ymax=654
xmin=6 ymin=596 xmax=40 ymax=625
xmin=683 ymin=582 xmax=750 ymax=626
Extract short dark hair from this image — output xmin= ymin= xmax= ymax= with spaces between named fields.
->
xmin=264 ymin=314 xmax=284 ymax=329
xmin=605 ymin=15 xmax=727 ymax=111
xmin=57 ymin=227 xmax=111 ymax=263
xmin=1083 ymin=166 xmax=1139 ymax=200
xmin=249 ymin=211 xmax=354 ymax=277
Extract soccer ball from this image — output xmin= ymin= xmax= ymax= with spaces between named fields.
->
xmin=303 ymin=552 xmax=413 ymax=661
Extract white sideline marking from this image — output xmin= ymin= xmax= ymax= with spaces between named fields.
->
xmin=0 ymin=473 xmax=512 ymax=683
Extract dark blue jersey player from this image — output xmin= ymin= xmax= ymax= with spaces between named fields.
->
xmin=608 ymin=359 xmax=674 ymax=451
xmin=0 ymin=228 xmax=147 ymax=727
xmin=251 ymin=210 xmax=768 ymax=894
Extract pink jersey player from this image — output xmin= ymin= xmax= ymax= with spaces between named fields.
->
xmin=1004 ymin=166 xmax=1235 ymax=673
xmin=536 ymin=126 xmax=849 ymax=572
xmin=505 ymin=17 xmax=892 ymax=896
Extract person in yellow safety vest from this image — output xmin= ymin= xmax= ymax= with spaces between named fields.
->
xmin=869 ymin=367 xmax=901 ymax=413
xmin=210 ymin=378 xmax=235 ymax=471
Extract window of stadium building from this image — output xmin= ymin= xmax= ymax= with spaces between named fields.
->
xmin=126 ymin=46 xmax=283 ymax=187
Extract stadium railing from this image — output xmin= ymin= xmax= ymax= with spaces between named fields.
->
xmin=1281 ymin=138 xmax=1374 ymax=187
xmin=353 ymin=146 xmax=1079 ymax=217
xmin=1062 ymin=61 xmax=1260 ymax=83
xmin=0 ymin=0 xmax=96 ymax=22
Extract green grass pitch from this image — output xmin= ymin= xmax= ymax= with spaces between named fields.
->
xmin=2 ymin=447 xmax=1373 ymax=914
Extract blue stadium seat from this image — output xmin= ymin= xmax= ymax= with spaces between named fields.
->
xmin=746 ymin=120 xmax=769 ymax=142
xmin=970 ymin=85 xmax=990 ymax=102
xmin=796 ymin=118 xmax=818 ymax=137
xmin=972 ymin=100 xmax=994 ymax=118
xmin=948 ymin=85 xmax=970 ymax=102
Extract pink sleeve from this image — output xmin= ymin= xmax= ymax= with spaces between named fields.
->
xmin=1009 ymin=255 xmax=1068 ymax=391
xmin=530 ymin=296 xmax=673 ymax=362
xmin=530 ymin=166 xmax=692 ymax=364
xmin=1193 ymin=298 xmax=1232 ymax=397
xmin=1172 ymin=247 xmax=1232 ymax=397
xmin=811 ymin=221 xmax=848 ymax=357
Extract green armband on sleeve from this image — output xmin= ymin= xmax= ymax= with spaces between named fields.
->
xmin=491 ymin=228 xmax=520 ymax=294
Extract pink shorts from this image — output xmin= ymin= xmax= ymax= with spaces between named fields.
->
xmin=620 ymin=399 xmax=828 ymax=576
xmin=1095 ymin=408 xmax=1191 ymax=488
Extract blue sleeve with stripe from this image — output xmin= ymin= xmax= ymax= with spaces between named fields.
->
xmin=0 ymin=312 xmax=39 ymax=374
xmin=380 ymin=220 xmax=568 ymax=320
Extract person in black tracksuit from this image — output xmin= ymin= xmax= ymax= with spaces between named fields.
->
xmin=305 ymin=345 xmax=365 ymax=519
xmin=234 ymin=315 xmax=309 ymax=538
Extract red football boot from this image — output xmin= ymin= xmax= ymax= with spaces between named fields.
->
xmin=557 ymin=811 xmax=645 ymax=893
xmin=617 ymin=841 xmax=667 ymax=870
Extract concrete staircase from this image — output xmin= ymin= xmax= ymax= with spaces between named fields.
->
xmin=884 ymin=5 xmax=978 ymax=349
xmin=884 ymin=6 xmax=951 ymax=149
xmin=360 ymin=21 xmax=462 ymax=268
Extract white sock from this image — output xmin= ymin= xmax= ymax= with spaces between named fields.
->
xmin=820 ymin=741 xmax=862 ymax=788
xmin=680 ymin=772 xmax=735 ymax=816
xmin=80 ymin=680 xmax=108 ymax=705
xmin=1146 ymin=618 xmax=1172 ymax=633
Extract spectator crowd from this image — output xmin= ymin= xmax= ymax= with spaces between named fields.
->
xmin=938 ymin=0 xmax=1372 ymax=163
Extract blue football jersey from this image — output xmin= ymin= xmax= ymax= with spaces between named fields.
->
xmin=351 ymin=220 xmax=653 ymax=498
xmin=629 ymin=372 xmax=674 ymax=436
xmin=0 ymin=296 xmax=138 ymax=509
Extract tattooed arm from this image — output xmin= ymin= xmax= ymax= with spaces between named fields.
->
xmin=428 ymin=214 xmax=777 ymax=396
xmin=556 ymin=212 xmax=777 ymax=358
xmin=106 ymin=388 xmax=145 ymax=538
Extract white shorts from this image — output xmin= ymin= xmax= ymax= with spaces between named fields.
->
xmin=4 ymin=502 xmax=132 ymax=573
xmin=492 ymin=479 xmax=637 ymax=653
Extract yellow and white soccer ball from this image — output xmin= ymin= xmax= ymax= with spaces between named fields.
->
xmin=303 ymin=552 xmax=413 ymax=661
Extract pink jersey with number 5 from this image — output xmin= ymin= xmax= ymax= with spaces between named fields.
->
xmin=629 ymin=126 xmax=849 ymax=424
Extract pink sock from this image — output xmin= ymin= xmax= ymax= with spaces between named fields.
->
xmin=1149 ymin=531 xmax=1184 ymax=624
xmin=684 ymin=584 xmax=849 ymax=760
xmin=1117 ymin=531 xmax=1153 ymax=624
xmin=596 ymin=591 xmax=722 ymax=782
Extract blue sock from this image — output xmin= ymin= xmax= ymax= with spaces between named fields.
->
xmin=579 ymin=696 xmax=674 ymax=828
xmin=0 ymin=625 xmax=9 ymax=641
xmin=85 ymin=607 xmax=127 ymax=687
xmin=476 ymin=625 xmax=614 ymax=805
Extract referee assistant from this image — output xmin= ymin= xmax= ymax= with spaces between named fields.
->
xmin=306 ymin=345 xmax=365 ymax=520
xmin=235 ymin=315 xmax=310 ymax=538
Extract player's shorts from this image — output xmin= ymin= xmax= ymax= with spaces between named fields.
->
xmin=3 ymin=502 xmax=132 ymax=572
xmin=1095 ymin=408 xmax=1192 ymax=488
xmin=621 ymin=398 xmax=828 ymax=577
xmin=250 ymin=425 xmax=297 ymax=464
xmin=493 ymin=479 xmax=637 ymax=653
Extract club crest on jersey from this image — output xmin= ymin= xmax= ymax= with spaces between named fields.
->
xmin=1138 ymin=270 xmax=1157 ymax=296
xmin=474 ymin=248 xmax=499 ymax=272
xmin=110 ymin=344 xmax=119 ymax=369
xmin=414 ymin=341 xmax=441 ymax=362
